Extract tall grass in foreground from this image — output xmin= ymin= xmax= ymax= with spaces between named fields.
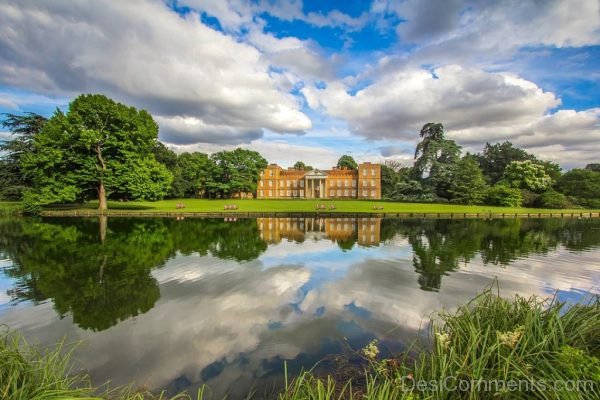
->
xmin=2 ymin=290 xmax=599 ymax=399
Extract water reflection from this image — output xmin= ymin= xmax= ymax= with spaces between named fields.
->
xmin=0 ymin=216 xmax=599 ymax=397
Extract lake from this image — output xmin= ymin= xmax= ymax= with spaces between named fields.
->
xmin=1 ymin=216 xmax=599 ymax=398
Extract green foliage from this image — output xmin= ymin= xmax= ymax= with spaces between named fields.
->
xmin=293 ymin=161 xmax=313 ymax=171
xmin=22 ymin=94 xmax=172 ymax=208
xmin=413 ymin=123 xmax=462 ymax=199
xmin=519 ymin=188 xmax=539 ymax=207
xmin=336 ymin=154 xmax=358 ymax=170
xmin=0 ymin=113 xmax=48 ymax=200
xmin=170 ymin=152 xmax=214 ymax=198
xmin=448 ymin=157 xmax=488 ymax=204
xmin=556 ymin=168 xmax=600 ymax=207
xmin=207 ymin=148 xmax=267 ymax=198
xmin=537 ymin=159 xmax=562 ymax=182
xmin=537 ymin=190 xmax=572 ymax=209
xmin=585 ymin=163 xmax=600 ymax=173
xmin=485 ymin=185 xmax=523 ymax=207
xmin=503 ymin=160 xmax=552 ymax=192
xmin=477 ymin=141 xmax=536 ymax=184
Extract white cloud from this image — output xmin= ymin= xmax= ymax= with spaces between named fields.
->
xmin=303 ymin=64 xmax=600 ymax=166
xmin=0 ymin=0 xmax=311 ymax=145
xmin=388 ymin=0 xmax=600 ymax=65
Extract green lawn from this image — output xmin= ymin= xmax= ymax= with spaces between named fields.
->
xmin=34 ymin=198 xmax=600 ymax=215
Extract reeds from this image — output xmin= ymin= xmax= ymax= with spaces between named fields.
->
xmin=2 ymin=289 xmax=599 ymax=399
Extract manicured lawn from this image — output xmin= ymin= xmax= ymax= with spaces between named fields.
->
xmin=37 ymin=198 xmax=599 ymax=214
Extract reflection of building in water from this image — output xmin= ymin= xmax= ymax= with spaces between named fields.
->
xmin=257 ymin=218 xmax=381 ymax=246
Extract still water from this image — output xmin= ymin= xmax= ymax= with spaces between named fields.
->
xmin=1 ymin=216 xmax=599 ymax=397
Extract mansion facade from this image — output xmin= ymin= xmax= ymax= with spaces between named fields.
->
xmin=257 ymin=162 xmax=381 ymax=199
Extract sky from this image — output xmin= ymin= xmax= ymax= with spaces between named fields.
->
xmin=0 ymin=0 xmax=599 ymax=169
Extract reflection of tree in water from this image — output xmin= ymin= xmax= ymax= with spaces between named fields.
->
xmin=1 ymin=217 xmax=599 ymax=328
xmin=380 ymin=218 xmax=600 ymax=291
xmin=0 ymin=217 xmax=269 ymax=331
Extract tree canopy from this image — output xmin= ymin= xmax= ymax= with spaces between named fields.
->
xmin=336 ymin=155 xmax=358 ymax=170
xmin=22 ymin=94 xmax=172 ymax=210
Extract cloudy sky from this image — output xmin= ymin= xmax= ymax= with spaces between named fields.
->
xmin=1 ymin=0 xmax=599 ymax=168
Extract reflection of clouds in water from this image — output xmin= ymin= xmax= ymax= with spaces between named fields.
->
xmin=0 ymin=225 xmax=599 ymax=397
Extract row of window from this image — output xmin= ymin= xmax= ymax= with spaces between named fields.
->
xmin=259 ymin=179 xmax=377 ymax=188
xmin=362 ymin=168 xmax=377 ymax=177
xmin=258 ymin=189 xmax=377 ymax=197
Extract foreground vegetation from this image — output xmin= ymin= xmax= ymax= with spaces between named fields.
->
xmin=3 ymin=199 xmax=598 ymax=215
xmin=2 ymin=290 xmax=598 ymax=399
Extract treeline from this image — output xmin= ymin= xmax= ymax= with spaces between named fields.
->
xmin=1 ymin=95 xmax=599 ymax=210
xmin=0 ymin=94 xmax=267 ymax=212
xmin=381 ymin=123 xmax=600 ymax=209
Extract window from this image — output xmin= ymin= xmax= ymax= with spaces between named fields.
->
xmin=269 ymin=180 xmax=273 ymax=187
xmin=279 ymin=190 xmax=285 ymax=197
xmin=344 ymin=189 xmax=349 ymax=196
xmin=363 ymin=190 xmax=367 ymax=197
xmin=363 ymin=169 xmax=367 ymax=176
xmin=268 ymin=190 xmax=273 ymax=196
xmin=300 ymin=180 xmax=304 ymax=188
xmin=371 ymin=190 xmax=375 ymax=197
xmin=363 ymin=181 xmax=367 ymax=187
xmin=287 ymin=190 xmax=291 ymax=196
xmin=287 ymin=180 xmax=291 ymax=187
xmin=293 ymin=190 xmax=298 ymax=196
xmin=337 ymin=179 xmax=342 ymax=187
xmin=280 ymin=180 xmax=284 ymax=187
xmin=330 ymin=190 xmax=335 ymax=196
xmin=259 ymin=190 xmax=264 ymax=197
xmin=300 ymin=190 xmax=304 ymax=197
xmin=345 ymin=180 xmax=349 ymax=187
xmin=352 ymin=190 xmax=356 ymax=197
xmin=293 ymin=181 xmax=297 ymax=188
xmin=337 ymin=189 xmax=341 ymax=196
xmin=269 ymin=170 xmax=273 ymax=177
xmin=352 ymin=180 xmax=356 ymax=187
xmin=371 ymin=169 xmax=376 ymax=176
xmin=371 ymin=179 xmax=375 ymax=186
xmin=260 ymin=180 xmax=263 ymax=187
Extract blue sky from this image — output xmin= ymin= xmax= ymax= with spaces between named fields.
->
xmin=1 ymin=0 xmax=599 ymax=168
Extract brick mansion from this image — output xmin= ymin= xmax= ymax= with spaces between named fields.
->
xmin=257 ymin=162 xmax=381 ymax=199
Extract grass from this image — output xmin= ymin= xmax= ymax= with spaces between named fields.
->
xmin=2 ymin=289 xmax=599 ymax=399
xmin=0 ymin=202 xmax=21 ymax=215
xmin=20 ymin=198 xmax=600 ymax=215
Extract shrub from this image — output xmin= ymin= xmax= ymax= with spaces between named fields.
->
xmin=520 ymin=188 xmax=539 ymax=207
xmin=537 ymin=190 xmax=572 ymax=209
xmin=484 ymin=185 xmax=523 ymax=207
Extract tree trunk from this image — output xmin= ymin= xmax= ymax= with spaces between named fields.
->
xmin=98 ymin=180 xmax=107 ymax=212
xmin=99 ymin=215 xmax=107 ymax=243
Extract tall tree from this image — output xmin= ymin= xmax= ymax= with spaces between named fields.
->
xmin=448 ymin=157 xmax=488 ymax=204
xmin=585 ymin=163 xmax=600 ymax=173
xmin=336 ymin=155 xmax=358 ymax=170
xmin=556 ymin=169 xmax=600 ymax=207
xmin=171 ymin=152 xmax=215 ymax=198
xmin=413 ymin=123 xmax=461 ymax=199
xmin=0 ymin=113 xmax=48 ymax=200
xmin=22 ymin=94 xmax=172 ymax=210
xmin=207 ymin=148 xmax=267 ymax=198
xmin=477 ymin=141 xmax=536 ymax=184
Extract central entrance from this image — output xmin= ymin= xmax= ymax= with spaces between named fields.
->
xmin=304 ymin=170 xmax=328 ymax=199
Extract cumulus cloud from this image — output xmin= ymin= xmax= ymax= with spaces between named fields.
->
xmin=165 ymin=137 xmax=340 ymax=169
xmin=303 ymin=64 xmax=600 ymax=166
xmin=388 ymin=0 xmax=600 ymax=65
xmin=0 ymin=0 xmax=311 ymax=145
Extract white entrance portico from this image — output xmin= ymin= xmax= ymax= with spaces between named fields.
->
xmin=304 ymin=170 xmax=328 ymax=199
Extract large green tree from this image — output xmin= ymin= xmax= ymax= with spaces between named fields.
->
xmin=448 ymin=157 xmax=488 ymax=204
xmin=171 ymin=152 xmax=215 ymax=198
xmin=336 ymin=154 xmax=358 ymax=170
xmin=503 ymin=160 xmax=552 ymax=193
xmin=22 ymin=94 xmax=172 ymax=210
xmin=477 ymin=141 xmax=536 ymax=184
xmin=207 ymin=148 xmax=267 ymax=198
xmin=0 ymin=113 xmax=48 ymax=200
xmin=556 ymin=169 xmax=600 ymax=207
xmin=293 ymin=161 xmax=313 ymax=171
xmin=413 ymin=123 xmax=461 ymax=199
